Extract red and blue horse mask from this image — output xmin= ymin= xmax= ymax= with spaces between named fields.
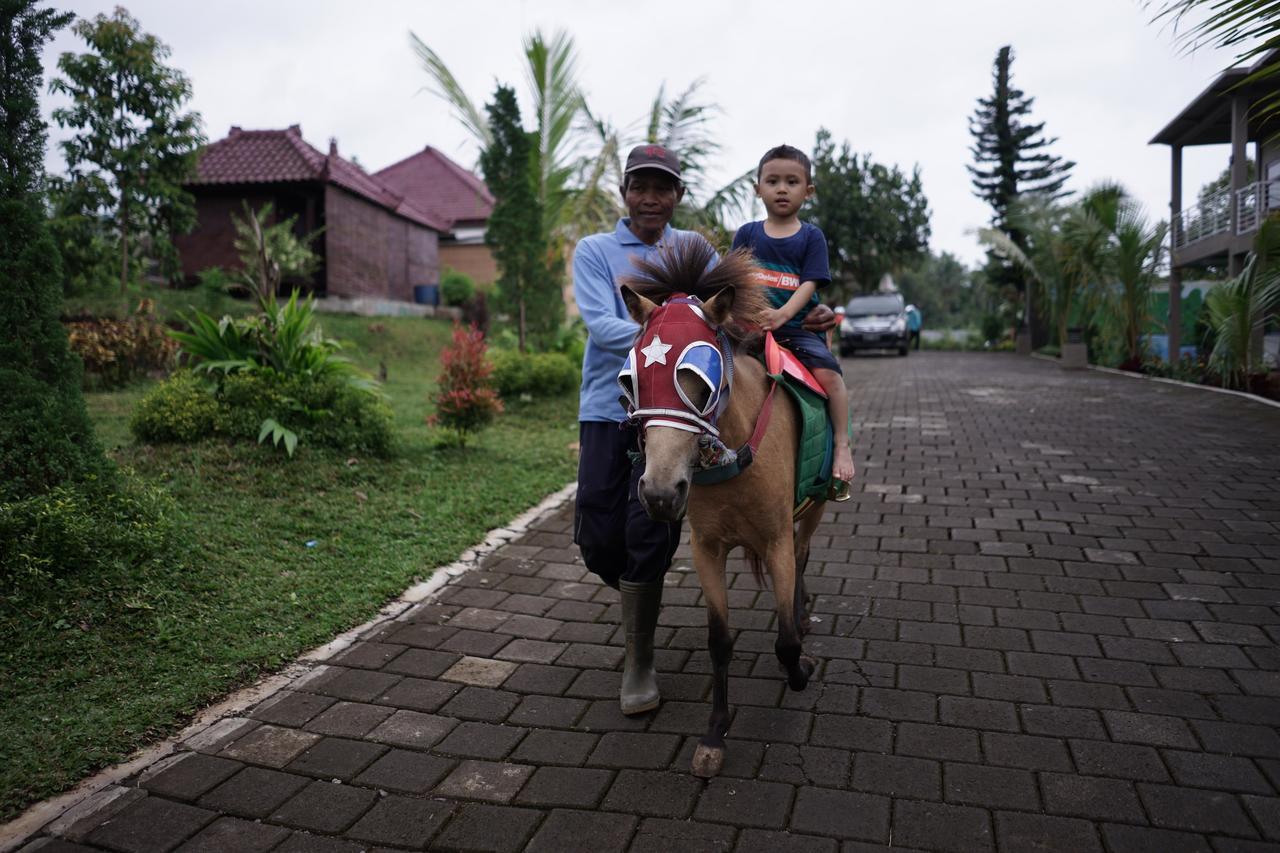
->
xmin=618 ymin=294 xmax=731 ymax=437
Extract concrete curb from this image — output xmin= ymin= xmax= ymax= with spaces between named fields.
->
xmin=0 ymin=481 xmax=578 ymax=853
xmin=1027 ymin=351 xmax=1280 ymax=410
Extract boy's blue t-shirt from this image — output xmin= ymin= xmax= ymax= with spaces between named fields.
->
xmin=731 ymin=220 xmax=831 ymax=331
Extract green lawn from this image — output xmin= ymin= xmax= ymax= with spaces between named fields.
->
xmin=1 ymin=310 xmax=579 ymax=820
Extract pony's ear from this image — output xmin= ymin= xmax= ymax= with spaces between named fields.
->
xmin=702 ymin=285 xmax=736 ymax=326
xmin=621 ymin=285 xmax=659 ymax=324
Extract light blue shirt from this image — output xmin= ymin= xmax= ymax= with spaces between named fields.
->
xmin=906 ymin=306 xmax=922 ymax=332
xmin=573 ymin=218 xmax=712 ymax=423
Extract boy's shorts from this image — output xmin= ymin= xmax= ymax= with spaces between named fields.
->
xmin=773 ymin=327 xmax=842 ymax=375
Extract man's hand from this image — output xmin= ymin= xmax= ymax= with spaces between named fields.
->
xmin=803 ymin=304 xmax=838 ymax=332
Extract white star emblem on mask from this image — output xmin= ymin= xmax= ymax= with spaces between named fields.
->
xmin=641 ymin=335 xmax=672 ymax=367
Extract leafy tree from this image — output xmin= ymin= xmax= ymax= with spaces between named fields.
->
xmin=969 ymin=46 xmax=1075 ymax=344
xmin=49 ymin=7 xmax=204 ymax=294
xmin=806 ymin=128 xmax=931 ymax=294
xmin=480 ymin=85 xmax=561 ymax=351
xmin=0 ymin=0 xmax=112 ymax=500
xmin=896 ymin=251 xmax=987 ymax=329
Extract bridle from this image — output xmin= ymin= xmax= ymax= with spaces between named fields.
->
xmin=618 ymin=294 xmax=779 ymax=484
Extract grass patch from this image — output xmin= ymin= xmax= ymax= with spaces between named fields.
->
xmin=1 ymin=310 xmax=578 ymax=820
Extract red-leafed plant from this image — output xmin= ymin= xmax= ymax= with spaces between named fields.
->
xmin=429 ymin=324 xmax=503 ymax=446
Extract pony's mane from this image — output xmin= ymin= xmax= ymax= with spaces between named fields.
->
xmin=622 ymin=240 xmax=768 ymax=344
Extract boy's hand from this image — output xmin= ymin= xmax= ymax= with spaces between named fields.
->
xmin=760 ymin=307 xmax=789 ymax=331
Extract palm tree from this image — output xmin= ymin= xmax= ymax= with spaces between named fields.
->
xmin=413 ymin=31 xmax=754 ymax=244
xmin=410 ymin=28 xmax=584 ymax=246
xmin=1149 ymin=1 xmax=1280 ymax=127
xmin=1098 ymin=198 xmax=1168 ymax=368
xmin=1205 ymin=215 xmax=1280 ymax=388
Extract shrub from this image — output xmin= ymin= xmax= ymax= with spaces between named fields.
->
xmin=429 ymin=324 xmax=502 ymax=446
xmin=64 ymin=300 xmax=179 ymax=389
xmin=0 ymin=475 xmax=173 ymax=594
xmin=490 ymin=349 xmax=577 ymax=398
xmin=131 ymin=369 xmax=393 ymax=455
xmin=980 ymin=314 xmax=1004 ymax=344
xmin=441 ymin=267 xmax=476 ymax=307
xmin=130 ymin=370 xmax=220 ymax=442
xmin=171 ymin=290 xmax=373 ymax=392
xmin=0 ymin=198 xmax=114 ymax=503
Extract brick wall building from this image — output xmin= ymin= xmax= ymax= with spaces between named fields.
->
xmin=375 ymin=146 xmax=498 ymax=286
xmin=176 ymin=126 xmax=448 ymax=300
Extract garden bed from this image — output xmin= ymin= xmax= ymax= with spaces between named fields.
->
xmin=1 ymin=312 xmax=579 ymax=821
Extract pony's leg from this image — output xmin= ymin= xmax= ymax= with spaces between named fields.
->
xmin=691 ymin=537 xmax=732 ymax=779
xmin=766 ymin=537 xmax=814 ymax=692
xmin=792 ymin=504 xmax=826 ymax=636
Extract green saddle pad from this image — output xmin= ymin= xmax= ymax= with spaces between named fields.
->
xmin=768 ymin=370 xmax=836 ymax=509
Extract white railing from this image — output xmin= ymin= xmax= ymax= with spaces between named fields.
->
xmin=1173 ymin=187 xmax=1231 ymax=249
xmin=1236 ymin=181 xmax=1280 ymax=235
xmin=1173 ymin=182 xmax=1280 ymax=250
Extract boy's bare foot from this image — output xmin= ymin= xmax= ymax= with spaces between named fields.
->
xmin=833 ymin=445 xmax=855 ymax=483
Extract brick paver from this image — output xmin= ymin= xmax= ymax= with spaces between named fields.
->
xmin=17 ymin=353 xmax=1280 ymax=851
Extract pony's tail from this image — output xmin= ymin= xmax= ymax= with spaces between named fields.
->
xmin=743 ymin=548 xmax=767 ymax=589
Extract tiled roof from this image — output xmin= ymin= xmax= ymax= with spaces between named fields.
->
xmin=375 ymin=146 xmax=494 ymax=228
xmin=189 ymin=126 xmax=448 ymax=231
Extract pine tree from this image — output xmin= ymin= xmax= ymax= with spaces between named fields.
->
xmin=969 ymin=46 xmax=1074 ymax=226
xmin=0 ymin=0 xmax=113 ymax=501
xmin=479 ymin=84 xmax=562 ymax=351
xmin=969 ymin=46 xmax=1074 ymax=344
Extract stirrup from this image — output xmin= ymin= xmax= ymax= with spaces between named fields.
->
xmin=829 ymin=479 xmax=852 ymax=502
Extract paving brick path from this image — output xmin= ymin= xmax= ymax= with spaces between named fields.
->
xmin=20 ymin=353 xmax=1280 ymax=852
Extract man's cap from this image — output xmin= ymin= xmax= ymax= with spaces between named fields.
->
xmin=625 ymin=144 xmax=682 ymax=180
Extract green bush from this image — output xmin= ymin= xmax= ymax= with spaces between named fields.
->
xmin=490 ymin=349 xmax=578 ymax=399
xmin=981 ymin=314 xmax=1004 ymax=344
xmin=441 ymin=267 xmax=476 ymax=307
xmin=131 ymin=369 xmax=394 ymax=455
xmin=0 ymin=475 xmax=173 ymax=594
xmin=130 ymin=370 xmax=220 ymax=442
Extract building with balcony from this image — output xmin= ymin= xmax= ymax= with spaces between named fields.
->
xmin=1151 ymin=48 xmax=1280 ymax=357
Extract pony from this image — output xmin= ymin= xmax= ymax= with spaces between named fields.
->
xmin=618 ymin=239 xmax=825 ymax=778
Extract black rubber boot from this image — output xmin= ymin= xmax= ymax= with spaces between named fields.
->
xmin=619 ymin=579 xmax=663 ymax=715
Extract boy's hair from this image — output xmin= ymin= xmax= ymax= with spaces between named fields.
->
xmin=756 ymin=144 xmax=811 ymax=182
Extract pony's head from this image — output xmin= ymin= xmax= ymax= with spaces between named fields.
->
xmin=619 ymin=241 xmax=766 ymax=521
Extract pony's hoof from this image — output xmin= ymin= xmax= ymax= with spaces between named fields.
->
xmin=788 ymin=656 xmax=816 ymax=691
xmin=691 ymin=744 xmax=724 ymax=778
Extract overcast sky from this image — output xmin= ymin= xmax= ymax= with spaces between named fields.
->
xmin=40 ymin=1 xmax=1244 ymax=266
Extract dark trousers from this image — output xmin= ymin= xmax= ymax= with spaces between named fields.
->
xmin=910 ymin=330 xmax=921 ymax=350
xmin=574 ymin=421 xmax=681 ymax=587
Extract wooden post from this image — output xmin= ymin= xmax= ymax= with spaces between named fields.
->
xmin=1168 ymin=145 xmax=1182 ymax=362
xmin=1231 ymin=95 xmax=1248 ymax=235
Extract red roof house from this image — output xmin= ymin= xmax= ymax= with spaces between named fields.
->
xmin=375 ymin=146 xmax=498 ymax=286
xmin=177 ymin=126 xmax=448 ymax=302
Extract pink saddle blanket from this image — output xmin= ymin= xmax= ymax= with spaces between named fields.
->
xmin=763 ymin=331 xmax=828 ymax=399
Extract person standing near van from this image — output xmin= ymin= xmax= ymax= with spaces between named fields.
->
xmin=906 ymin=303 xmax=922 ymax=350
